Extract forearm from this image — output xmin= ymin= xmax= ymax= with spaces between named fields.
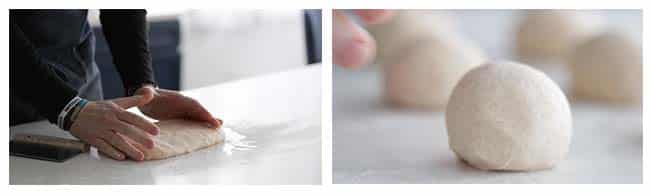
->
xmin=100 ymin=9 xmax=156 ymax=95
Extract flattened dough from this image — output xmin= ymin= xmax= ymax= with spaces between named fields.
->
xmin=133 ymin=119 xmax=225 ymax=160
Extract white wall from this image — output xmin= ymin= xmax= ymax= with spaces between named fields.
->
xmin=179 ymin=10 xmax=307 ymax=89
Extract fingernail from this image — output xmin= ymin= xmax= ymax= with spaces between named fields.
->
xmin=151 ymin=128 xmax=160 ymax=135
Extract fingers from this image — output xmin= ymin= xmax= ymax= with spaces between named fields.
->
xmin=184 ymin=99 xmax=221 ymax=128
xmin=89 ymin=138 xmax=125 ymax=160
xmin=215 ymin=118 xmax=223 ymax=128
xmin=134 ymin=86 xmax=156 ymax=102
xmin=354 ymin=9 xmax=394 ymax=25
xmin=117 ymin=110 xmax=160 ymax=135
xmin=105 ymin=131 xmax=145 ymax=161
xmin=111 ymin=121 xmax=155 ymax=149
xmin=111 ymin=95 xmax=150 ymax=109
xmin=333 ymin=10 xmax=376 ymax=68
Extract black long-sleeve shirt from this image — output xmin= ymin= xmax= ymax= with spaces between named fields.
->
xmin=10 ymin=9 xmax=155 ymax=124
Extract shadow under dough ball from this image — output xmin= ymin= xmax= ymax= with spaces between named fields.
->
xmin=445 ymin=62 xmax=572 ymax=171
xmin=569 ymin=32 xmax=642 ymax=105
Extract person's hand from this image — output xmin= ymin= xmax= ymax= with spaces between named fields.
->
xmin=333 ymin=9 xmax=394 ymax=68
xmin=134 ymin=85 xmax=222 ymax=128
xmin=69 ymin=95 xmax=159 ymax=161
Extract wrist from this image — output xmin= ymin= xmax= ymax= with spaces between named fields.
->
xmin=57 ymin=96 xmax=89 ymax=131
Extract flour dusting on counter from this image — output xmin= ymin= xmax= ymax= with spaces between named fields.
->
xmin=220 ymin=127 xmax=256 ymax=155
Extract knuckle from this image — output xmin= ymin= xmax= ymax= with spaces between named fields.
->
xmin=107 ymin=132 xmax=120 ymax=142
xmin=106 ymin=102 xmax=122 ymax=110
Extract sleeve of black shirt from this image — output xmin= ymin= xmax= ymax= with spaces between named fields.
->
xmin=10 ymin=16 xmax=78 ymax=124
xmin=99 ymin=9 xmax=156 ymax=95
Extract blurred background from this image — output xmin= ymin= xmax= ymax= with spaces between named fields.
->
xmin=340 ymin=9 xmax=640 ymax=71
xmin=443 ymin=10 xmax=640 ymax=60
xmin=88 ymin=9 xmax=321 ymax=98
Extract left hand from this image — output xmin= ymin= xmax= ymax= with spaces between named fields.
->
xmin=134 ymin=85 xmax=222 ymax=128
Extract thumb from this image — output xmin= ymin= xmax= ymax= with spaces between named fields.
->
xmin=354 ymin=9 xmax=394 ymax=25
xmin=134 ymin=86 xmax=156 ymax=102
xmin=111 ymin=95 xmax=150 ymax=109
xmin=333 ymin=10 xmax=376 ymax=69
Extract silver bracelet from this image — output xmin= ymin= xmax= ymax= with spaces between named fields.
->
xmin=57 ymin=96 xmax=83 ymax=130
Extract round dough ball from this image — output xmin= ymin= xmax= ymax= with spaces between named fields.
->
xmin=515 ymin=10 xmax=603 ymax=64
xmin=446 ymin=62 xmax=572 ymax=171
xmin=383 ymin=31 xmax=485 ymax=109
xmin=367 ymin=10 xmax=456 ymax=65
xmin=569 ymin=32 xmax=642 ymax=105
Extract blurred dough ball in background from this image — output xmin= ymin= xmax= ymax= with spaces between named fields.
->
xmin=383 ymin=31 xmax=485 ymax=109
xmin=367 ymin=10 xmax=457 ymax=65
xmin=513 ymin=10 xmax=603 ymax=90
xmin=569 ymin=32 xmax=642 ymax=105
xmin=514 ymin=10 xmax=603 ymax=64
xmin=366 ymin=10 xmax=486 ymax=110
xmin=446 ymin=62 xmax=572 ymax=171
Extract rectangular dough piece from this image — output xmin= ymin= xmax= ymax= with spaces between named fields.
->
xmin=133 ymin=119 xmax=224 ymax=161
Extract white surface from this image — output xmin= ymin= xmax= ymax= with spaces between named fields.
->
xmin=333 ymin=10 xmax=642 ymax=184
xmin=91 ymin=9 xmax=309 ymax=90
xmin=10 ymin=66 xmax=321 ymax=185
xmin=180 ymin=10 xmax=307 ymax=89
xmin=332 ymin=65 xmax=642 ymax=184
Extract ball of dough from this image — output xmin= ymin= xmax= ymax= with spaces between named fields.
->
xmin=383 ymin=31 xmax=485 ymax=109
xmin=367 ymin=10 xmax=456 ymax=65
xmin=569 ymin=32 xmax=642 ymax=105
xmin=515 ymin=10 xmax=602 ymax=64
xmin=446 ymin=62 xmax=572 ymax=171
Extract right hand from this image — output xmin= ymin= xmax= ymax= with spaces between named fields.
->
xmin=69 ymin=95 xmax=160 ymax=161
xmin=333 ymin=9 xmax=394 ymax=68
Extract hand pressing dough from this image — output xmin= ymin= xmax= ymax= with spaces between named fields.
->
xmin=569 ymin=32 xmax=642 ymax=105
xmin=515 ymin=10 xmax=602 ymax=64
xmin=446 ymin=62 xmax=572 ymax=171
xmin=133 ymin=119 xmax=225 ymax=160
xmin=367 ymin=10 xmax=456 ymax=65
xmin=383 ymin=31 xmax=486 ymax=109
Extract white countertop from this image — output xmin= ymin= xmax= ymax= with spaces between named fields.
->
xmin=332 ymin=68 xmax=642 ymax=184
xmin=10 ymin=66 xmax=322 ymax=185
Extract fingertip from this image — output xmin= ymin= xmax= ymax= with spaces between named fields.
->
xmin=142 ymin=89 xmax=155 ymax=101
xmin=216 ymin=118 xmax=223 ymax=127
xmin=134 ymin=151 xmax=145 ymax=161
xmin=114 ymin=153 xmax=125 ymax=160
xmin=355 ymin=9 xmax=395 ymax=25
xmin=333 ymin=13 xmax=376 ymax=68
xmin=148 ymin=126 xmax=160 ymax=135
xmin=335 ymin=37 xmax=376 ymax=68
